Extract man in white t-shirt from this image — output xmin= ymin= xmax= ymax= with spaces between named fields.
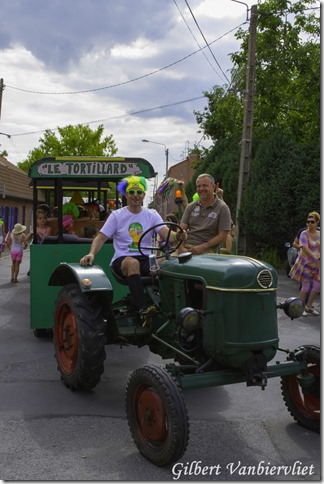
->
xmin=80 ymin=175 xmax=186 ymax=316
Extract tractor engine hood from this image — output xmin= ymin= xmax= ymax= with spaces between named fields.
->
xmin=160 ymin=254 xmax=278 ymax=291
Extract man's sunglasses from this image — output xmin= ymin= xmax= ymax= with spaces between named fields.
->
xmin=307 ymin=220 xmax=316 ymax=224
xmin=128 ymin=190 xmax=144 ymax=195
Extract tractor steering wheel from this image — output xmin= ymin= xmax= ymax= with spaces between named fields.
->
xmin=138 ymin=222 xmax=184 ymax=259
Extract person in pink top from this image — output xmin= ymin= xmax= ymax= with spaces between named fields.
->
xmin=25 ymin=209 xmax=52 ymax=277
xmin=0 ymin=215 xmax=5 ymax=258
xmin=289 ymin=211 xmax=320 ymax=316
xmin=6 ymin=223 xmax=28 ymax=283
xmin=26 ymin=209 xmax=52 ymax=245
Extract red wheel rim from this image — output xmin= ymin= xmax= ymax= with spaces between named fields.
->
xmin=135 ymin=387 xmax=167 ymax=443
xmin=288 ymin=360 xmax=320 ymax=419
xmin=55 ymin=303 xmax=78 ymax=375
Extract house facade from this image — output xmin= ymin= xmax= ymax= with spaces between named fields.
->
xmin=0 ymin=157 xmax=34 ymax=235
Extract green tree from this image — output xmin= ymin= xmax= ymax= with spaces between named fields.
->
xmin=194 ymin=86 xmax=243 ymax=141
xmin=195 ymin=0 xmax=319 ymax=144
xmin=190 ymin=0 xmax=320 ymax=262
xmin=231 ymin=0 xmax=320 ymax=142
xmin=240 ymin=131 xmax=320 ymax=256
xmin=18 ymin=124 xmax=118 ymax=173
xmin=0 ymin=149 xmax=8 ymax=158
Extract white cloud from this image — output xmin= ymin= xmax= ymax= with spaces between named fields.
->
xmin=0 ymin=0 xmax=257 ymax=177
xmin=110 ymin=38 xmax=159 ymax=59
xmin=195 ymin=0 xmax=250 ymax=19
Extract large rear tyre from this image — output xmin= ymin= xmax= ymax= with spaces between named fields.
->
xmin=281 ymin=345 xmax=320 ymax=432
xmin=125 ymin=364 xmax=189 ymax=466
xmin=54 ymin=283 xmax=106 ymax=391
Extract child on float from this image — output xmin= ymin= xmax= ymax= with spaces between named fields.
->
xmin=62 ymin=215 xmax=76 ymax=235
xmin=26 ymin=209 xmax=52 ymax=245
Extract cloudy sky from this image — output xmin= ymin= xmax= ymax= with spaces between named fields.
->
xmin=0 ymin=0 xmax=257 ymax=197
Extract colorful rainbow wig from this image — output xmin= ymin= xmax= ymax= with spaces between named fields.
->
xmin=117 ymin=176 xmax=147 ymax=196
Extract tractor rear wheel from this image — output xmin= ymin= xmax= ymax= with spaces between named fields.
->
xmin=125 ymin=364 xmax=189 ymax=466
xmin=281 ymin=345 xmax=320 ymax=432
xmin=54 ymin=283 xmax=106 ymax=391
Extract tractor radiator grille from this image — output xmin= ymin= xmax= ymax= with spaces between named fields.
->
xmin=257 ymin=270 xmax=273 ymax=289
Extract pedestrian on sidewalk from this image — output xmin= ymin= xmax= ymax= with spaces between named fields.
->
xmin=0 ymin=215 xmax=6 ymax=258
xmin=6 ymin=223 xmax=28 ymax=283
xmin=289 ymin=211 xmax=320 ymax=316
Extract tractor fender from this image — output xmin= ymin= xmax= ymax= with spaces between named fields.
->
xmin=48 ymin=262 xmax=113 ymax=294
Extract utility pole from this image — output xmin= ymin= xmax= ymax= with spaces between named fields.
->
xmin=165 ymin=148 xmax=169 ymax=177
xmin=0 ymin=78 xmax=4 ymax=121
xmin=236 ymin=4 xmax=257 ymax=255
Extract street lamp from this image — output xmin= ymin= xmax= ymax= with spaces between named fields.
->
xmin=142 ymin=139 xmax=170 ymax=218
xmin=142 ymin=139 xmax=169 ymax=178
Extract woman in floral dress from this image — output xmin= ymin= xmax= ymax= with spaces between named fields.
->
xmin=289 ymin=211 xmax=320 ymax=316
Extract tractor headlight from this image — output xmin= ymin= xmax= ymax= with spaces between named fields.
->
xmin=177 ymin=307 xmax=200 ymax=332
xmin=278 ymin=297 xmax=304 ymax=319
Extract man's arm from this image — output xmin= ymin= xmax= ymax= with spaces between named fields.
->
xmin=158 ymin=225 xmax=187 ymax=244
xmin=80 ymin=232 xmax=109 ymax=266
xmin=189 ymin=230 xmax=229 ymax=256
xmin=219 ymin=233 xmax=232 ymax=254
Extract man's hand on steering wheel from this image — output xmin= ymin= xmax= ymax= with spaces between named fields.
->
xmin=138 ymin=222 xmax=187 ymax=258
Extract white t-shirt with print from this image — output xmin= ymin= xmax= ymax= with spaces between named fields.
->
xmin=100 ymin=206 xmax=164 ymax=264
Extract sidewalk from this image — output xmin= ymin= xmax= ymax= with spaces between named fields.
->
xmin=0 ymin=243 xmax=10 ymax=260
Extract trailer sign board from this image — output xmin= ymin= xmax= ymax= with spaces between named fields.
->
xmin=29 ymin=156 xmax=157 ymax=180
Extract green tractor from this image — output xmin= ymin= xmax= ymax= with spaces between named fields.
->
xmin=29 ymin=156 xmax=320 ymax=467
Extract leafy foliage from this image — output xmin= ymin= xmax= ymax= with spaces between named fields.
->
xmin=194 ymin=87 xmax=243 ymax=141
xmin=17 ymin=124 xmax=118 ymax=173
xmin=230 ymin=0 xmax=320 ymax=143
xmin=0 ymin=149 xmax=8 ymax=158
xmin=191 ymin=0 xmax=319 ymax=262
xmin=240 ymin=131 xmax=320 ymax=255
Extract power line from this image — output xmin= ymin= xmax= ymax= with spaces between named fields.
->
xmin=4 ymin=23 xmax=245 ymax=96
xmin=184 ymin=0 xmax=231 ymax=84
xmin=173 ymin=0 xmax=225 ymax=83
xmin=7 ymin=95 xmax=206 ymax=138
xmin=9 ymin=137 xmax=25 ymax=163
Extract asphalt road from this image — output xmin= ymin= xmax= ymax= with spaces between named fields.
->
xmin=0 ymin=250 xmax=320 ymax=481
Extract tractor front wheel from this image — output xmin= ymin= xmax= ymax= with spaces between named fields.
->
xmin=281 ymin=345 xmax=320 ymax=432
xmin=54 ymin=283 xmax=106 ymax=391
xmin=125 ymin=364 xmax=189 ymax=466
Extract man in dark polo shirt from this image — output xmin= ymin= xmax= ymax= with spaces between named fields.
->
xmin=179 ymin=173 xmax=232 ymax=255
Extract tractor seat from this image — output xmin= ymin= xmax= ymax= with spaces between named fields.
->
xmin=110 ymin=267 xmax=153 ymax=286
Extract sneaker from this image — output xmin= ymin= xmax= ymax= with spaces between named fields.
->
xmin=305 ymin=307 xmax=320 ymax=316
xmin=302 ymin=311 xmax=308 ymax=317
